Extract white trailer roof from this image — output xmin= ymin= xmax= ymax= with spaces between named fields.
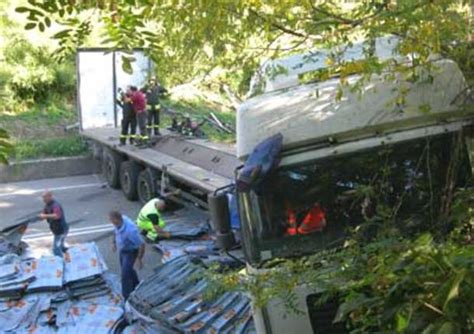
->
xmin=249 ymin=36 xmax=400 ymax=96
xmin=237 ymin=59 xmax=471 ymax=161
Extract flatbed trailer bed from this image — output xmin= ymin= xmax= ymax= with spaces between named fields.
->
xmin=81 ymin=128 xmax=240 ymax=197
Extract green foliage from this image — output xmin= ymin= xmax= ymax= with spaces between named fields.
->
xmin=0 ymin=98 xmax=79 ymax=161
xmin=0 ymin=128 xmax=13 ymax=164
xmin=0 ymin=36 xmax=76 ymax=105
xmin=14 ymin=1 xmax=474 ymax=99
xmin=207 ymin=218 xmax=474 ymax=333
xmin=12 ymin=135 xmax=88 ymax=161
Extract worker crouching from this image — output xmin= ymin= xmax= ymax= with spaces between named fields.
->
xmin=136 ymin=198 xmax=170 ymax=241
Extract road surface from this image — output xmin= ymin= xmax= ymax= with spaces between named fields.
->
xmin=0 ymin=174 xmax=177 ymax=280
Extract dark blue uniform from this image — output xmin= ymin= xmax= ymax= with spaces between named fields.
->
xmin=114 ymin=215 xmax=144 ymax=299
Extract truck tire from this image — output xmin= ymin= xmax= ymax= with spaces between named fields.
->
xmin=137 ymin=168 xmax=156 ymax=204
xmin=103 ymin=149 xmax=123 ymax=189
xmin=120 ymin=161 xmax=141 ymax=201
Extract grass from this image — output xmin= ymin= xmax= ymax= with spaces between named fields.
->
xmin=12 ymin=135 xmax=88 ymax=161
xmin=0 ymin=98 xmax=88 ymax=161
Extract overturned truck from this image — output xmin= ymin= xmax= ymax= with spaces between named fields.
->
xmin=76 ymin=43 xmax=474 ymax=333
xmin=227 ymin=40 xmax=473 ymax=333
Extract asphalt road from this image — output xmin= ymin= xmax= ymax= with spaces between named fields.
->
xmin=0 ymin=174 xmax=177 ymax=280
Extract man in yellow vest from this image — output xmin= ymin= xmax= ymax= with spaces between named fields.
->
xmin=136 ymin=198 xmax=171 ymax=241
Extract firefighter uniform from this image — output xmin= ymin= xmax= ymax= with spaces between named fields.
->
xmin=118 ymin=92 xmax=136 ymax=145
xmin=145 ymin=83 xmax=166 ymax=136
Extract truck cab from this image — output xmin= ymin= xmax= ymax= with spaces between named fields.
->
xmin=235 ymin=38 xmax=473 ymax=333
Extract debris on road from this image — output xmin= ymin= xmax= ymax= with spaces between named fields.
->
xmin=154 ymin=239 xmax=217 ymax=263
xmin=0 ymin=224 xmax=28 ymax=256
xmin=0 ymin=241 xmax=123 ymax=334
xmin=126 ymin=255 xmax=255 ymax=334
xmin=162 ymin=218 xmax=210 ymax=240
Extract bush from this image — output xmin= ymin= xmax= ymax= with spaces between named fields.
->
xmin=1 ymin=36 xmax=75 ymax=106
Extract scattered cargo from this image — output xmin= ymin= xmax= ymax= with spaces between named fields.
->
xmin=126 ymin=256 xmax=255 ymax=334
xmin=0 ymin=239 xmax=123 ymax=334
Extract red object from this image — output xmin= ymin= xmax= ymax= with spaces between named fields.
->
xmin=298 ymin=204 xmax=326 ymax=234
xmin=286 ymin=209 xmax=297 ymax=236
xmin=131 ymin=91 xmax=147 ymax=113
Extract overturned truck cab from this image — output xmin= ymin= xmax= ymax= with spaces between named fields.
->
xmin=235 ymin=45 xmax=474 ymax=334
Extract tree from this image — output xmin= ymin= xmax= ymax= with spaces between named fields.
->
xmin=14 ymin=1 xmax=473 ymax=98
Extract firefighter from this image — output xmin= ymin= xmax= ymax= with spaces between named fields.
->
xmin=145 ymin=77 xmax=167 ymax=137
xmin=118 ymin=86 xmax=136 ymax=145
xmin=130 ymin=86 xmax=148 ymax=146
xmin=136 ymin=198 xmax=171 ymax=241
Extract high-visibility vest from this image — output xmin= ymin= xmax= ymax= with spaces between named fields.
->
xmin=136 ymin=199 xmax=165 ymax=240
xmin=286 ymin=204 xmax=326 ymax=236
xmin=298 ymin=204 xmax=326 ymax=235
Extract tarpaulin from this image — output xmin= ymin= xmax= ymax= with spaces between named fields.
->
xmin=236 ymin=133 xmax=283 ymax=193
xmin=159 ymin=208 xmax=211 ymax=240
xmin=163 ymin=220 xmax=210 ymax=240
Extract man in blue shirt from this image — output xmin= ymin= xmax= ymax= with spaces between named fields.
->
xmin=109 ymin=211 xmax=145 ymax=300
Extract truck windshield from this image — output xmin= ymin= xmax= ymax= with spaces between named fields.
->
xmin=238 ymin=131 xmax=472 ymax=265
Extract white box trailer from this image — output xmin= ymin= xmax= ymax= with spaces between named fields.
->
xmin=76 ymin=49 xmax=239 ymax=205
xmin=77 ymin=49 xmax=152 ymax=130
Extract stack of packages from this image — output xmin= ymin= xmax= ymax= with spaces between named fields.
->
xmin=125 ymin=256 xmax=256 ymax=334
xmin=0 ymin=242 xmax=124 ymax=334
xmin=0 ymin=254 xmax=35 ymax=300
xmin=62 ymin=243 xmax=111 ymax=300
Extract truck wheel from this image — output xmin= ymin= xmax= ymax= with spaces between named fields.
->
xmin=103 ymin=149 xmax=123 ymax=189
xmin=137 ymin=169 xmax=156 ymax=204
xmin=120 ymin=161 xmax=141 ymax=201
